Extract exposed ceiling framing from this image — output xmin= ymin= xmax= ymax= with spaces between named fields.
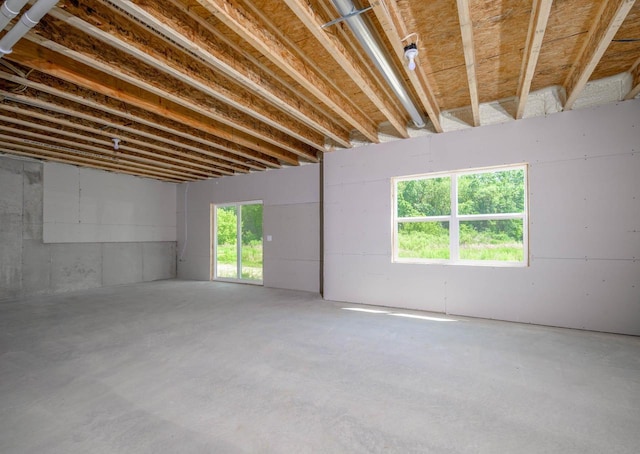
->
xmin=0 ymin=0 xmax=637 ymax=182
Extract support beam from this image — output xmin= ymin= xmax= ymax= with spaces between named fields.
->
xmin=1 ymin=148 xmax=185 ymax=182
xmin=282 ymin=0 xmax=409 ymax=138
xmin=48 ymin=6 xmax=323 ymax=158
xmin=99 ymin=0 xmax=351 ymax=149
xmin=456 ymin=0 xmax=480 ymax=126
xmin=0 ymin=75 xmax=270 ymax=170
xmin=0 ymin=127 xmax=209 ymax=180
xmin=8 ymin=38 xmax=297 ymax=165
xmin=0 ymin=104 xmax=240 ymax=174
xmin=564 ymin=0 xmax=636 ymax=110
xmin=0 ymin=141 xmax=195 ymax=182
xmin=371 ymin=0 xmax=443 ymax=133
xmin=515 ymin=0 xmax=553 ymax=119
xmin=192 ymin=0 xmax=380 ymax=143
xmin=0 ymin=115 xmax=229 ymax=176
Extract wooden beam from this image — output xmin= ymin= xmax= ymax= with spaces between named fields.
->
xmin=0 ymin=77 xmax=267 ymax=171
xmin=371 ymin=0 xmax=443 ymax=132
xmin=192 ymin=0 xmax=380 ymax=143
xmin=48 ymin=6 xmax=323 ymax=159
xmin=0 ymin=127 xmax=210 ymax=180
xmin=515 ymin=0 xmax=553 ymax=119
xmin=456 ymin=0 xmax=480 ymax=126
xmin=0 ymin=114 xmax=229 ymax=176
xmin=0 ymin=141 xmax=195 ymax=182
xmin=6 ymin=40 xmax=293 ymax=166
xmin=282 ymin=0 xmax=409 ymax=138
xmin=1 ymin=148 xmax=185 ymax=182
xmin=564 ymin=0 xmax=636 ymax=110
xmin=624 ymin=57 xmax=640 ymax=100
xmin=0 ymin=103 xmax=243 ymax=175
xmin=99 ymin=0 xmax=350 ymax=149
xmin=15 ymin=36 xmax=302 ymax=166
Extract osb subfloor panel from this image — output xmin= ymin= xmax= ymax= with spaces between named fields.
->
xmin=1 ymin=280 xmax=639 ymax=453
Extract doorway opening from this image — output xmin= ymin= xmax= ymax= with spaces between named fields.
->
xmin=211 ymin=201 xmax=263 ymax=284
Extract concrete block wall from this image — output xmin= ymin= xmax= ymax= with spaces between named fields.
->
xmin=0 ymin=156 xmax=176 ymax=301
xmin=323 ymin=100 xmax=640 ymax=336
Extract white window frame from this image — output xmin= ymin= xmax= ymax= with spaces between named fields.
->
xmin=392 ymin=164 xmax=528 ymax=267
xmin=211 ymin=200 xmax=264 ymax=285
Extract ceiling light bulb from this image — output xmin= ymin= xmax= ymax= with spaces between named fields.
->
xmin=404 ymin=43 xmax=418 ymax=71
xmin=408 ymin=55 xmax=416 ymax=71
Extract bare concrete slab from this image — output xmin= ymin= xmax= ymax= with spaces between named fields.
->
xmin=1 ymin=280 xmax=638 ymax=453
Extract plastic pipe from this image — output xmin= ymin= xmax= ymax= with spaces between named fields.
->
xmin=0 ymin=0 xmax=30 ymax=31
xmin=0 ymin=0 xmax=58 ymax=57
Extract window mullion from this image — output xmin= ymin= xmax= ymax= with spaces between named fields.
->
xmin=450 ymin=174 xmax=459 ymax=261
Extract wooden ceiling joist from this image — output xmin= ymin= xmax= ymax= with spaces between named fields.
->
xmin=0 ymin=140 xmax=198 ymax=182
xmin=371 ymin=0 xmax=443 ymax=133
xmin=283 ymin=0 xmax=409 ymax=138
xmin=192 ymin=0 xmax=380 ymax=144
xmin=0 ymin=75 xmax=268 ymax=171
xmin=0 ymin=127 xmax=211 ymax=180
xmin=564 ymin=0 xmax=636 ymax=110
xmin=0 ymin=104 xmax=242 ymax=175
xmin=0 ymin=148 xmax=184 ymax=182
xmin=48 ymin=6 xmax=325 ymax=159
xmin=0 ymin=114 xmax=230 ymax=177
xmin=455 ymin=0 xmax=480 ymax=126
xmin=18 ymin=34 xmax=306 ymax=166
xmin=5 ymin=41 xmax=291 ymax=167
xmin=238 ymin=0 xmax=378 ymax=144
xmin=515 ymin=0 xmax=553 ymax=119
xmin=99 ymin=0 xmax=351 ymax=149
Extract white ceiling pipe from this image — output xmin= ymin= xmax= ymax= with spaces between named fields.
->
xmin=331 ymin=0 xmax=425 ymax=128
xmin=0 ymin=0 xmax=30 ymax=31
xmin=0 ymin=0 xmax=58 ymax=58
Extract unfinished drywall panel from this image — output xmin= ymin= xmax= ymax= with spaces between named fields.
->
xmin=530 ymin=154 xmax=640 ymax=259
xmin=43 ymin=163 xmax=177 ymax=243
xmin=177 ymin=164 xmax=320 ymax=293
xmin=324 ymin=100 xmax=640 ymax=335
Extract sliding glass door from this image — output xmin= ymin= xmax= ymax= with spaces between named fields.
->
xmin=213 ymin=201 xmax=263 ymax=284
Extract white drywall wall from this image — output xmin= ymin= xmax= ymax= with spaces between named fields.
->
xmin=177 ymin=164 xmax=320 ymax=293
xmin=43 ymin=163 xmax=177 ymax=243
xmin=324 ymin=99 xmax=640 ymax=335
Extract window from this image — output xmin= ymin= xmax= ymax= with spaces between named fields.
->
xmin=393 ymin=165 xmax=527 ymax=266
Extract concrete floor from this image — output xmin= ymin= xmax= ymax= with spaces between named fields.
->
xmin=1 ymin=281 xmax=638 ymax=453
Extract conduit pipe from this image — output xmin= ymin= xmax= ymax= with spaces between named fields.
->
xmin=330 ymin=0 xmax=425 ymax=128
xmin=0 ymin=0 xmax=30 ymax=31
xmin=0 ymin=0 xmax=58 ymax=58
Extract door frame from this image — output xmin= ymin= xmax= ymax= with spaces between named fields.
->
xmin=210 ymin=200 xmax=263 ymax=285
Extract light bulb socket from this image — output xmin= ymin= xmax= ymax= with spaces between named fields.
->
xmin=404 ymin=43 xmax=418 ymax=70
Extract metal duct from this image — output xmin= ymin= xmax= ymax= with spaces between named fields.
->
xmin=330 ymin=0 xmax=425 ymax=128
